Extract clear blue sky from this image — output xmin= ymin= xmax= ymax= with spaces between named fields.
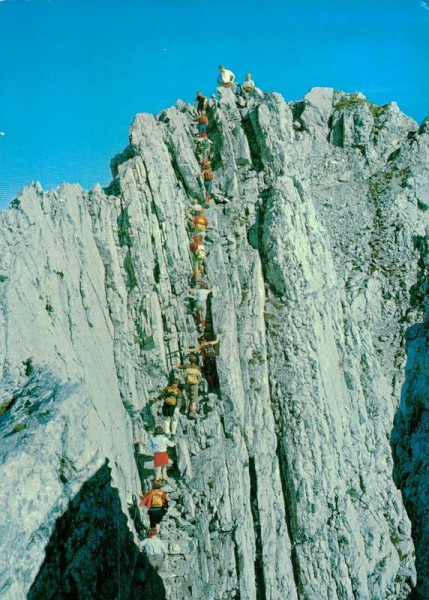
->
xmin=0 ymin=0 xmax=428 ymax=208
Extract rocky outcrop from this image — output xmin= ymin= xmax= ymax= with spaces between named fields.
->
xmin=0 ymin=86 xmax=428 ymax=599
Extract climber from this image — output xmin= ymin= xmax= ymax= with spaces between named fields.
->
xmin=177 ymin=354 xmax=202 ymax=416
xmin=154 ymin=379 xmax=182 ymax=438
xmin=185 ymin=334 xmax=220 ymax=390
xmin=188 ymin=209 xmax=209 ymax=238
xmin=190 ymin=235 xmax=205 ymax=282
xmin=187 ymin=281 xmax=215 ymax=331
xmin=148 ymin=425 xmax=175 ymax=482
xmin=195 ymin=91 xmax=207 ymax=115
xmin=202 ymin=167 xmax=214 ymax=202
xmin=139 ymin=528 xmax=168 ymax=571
xmin=139 ymin=480 xmax=169 ymax=533
xmin=190 ymin=202 xmax=205 ymax=213
xmin=217 ymin=65 xmax=236 ymax=88
xmin=201 ymin=158 xmax=211 ymax=171
xmin=195 ymin=133 xmax=213 ymax=161
xmin=198 ymin=113 xmax=209 ymax=137
xmin=241 ymin=73 xmax=255 ymax=94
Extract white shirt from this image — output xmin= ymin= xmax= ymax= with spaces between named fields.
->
xmin=194 ymin=288 xmax=211 ymax=303
xmin=221 ymin=69 xmax=235 ymax=83
xmin=149 ymin=435 xmax=174 ymax=452
xmin=242 ymin=79 xmax=255 ymax=91
xmin=140 ymin=537 xmax=167 ymax=556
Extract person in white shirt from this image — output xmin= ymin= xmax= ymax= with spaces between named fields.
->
xmin=242 ymin=73 xmax=255 ymax=93
xmin=140 ymin=528 xmax=168 ymax=571
xmin=218 ymin=65 xmax=236 ymax=88
xmin=188 ymin=281 xmax=215 ymax=331
xmin=148 ymin=426 xmax=175 ymax=481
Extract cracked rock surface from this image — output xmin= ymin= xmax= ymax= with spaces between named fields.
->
xmin=0 ymin=87 xmax=428 ymax=599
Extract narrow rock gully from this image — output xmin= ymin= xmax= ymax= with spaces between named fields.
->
xmin=133 ymin=96 xmax=226 ymax=598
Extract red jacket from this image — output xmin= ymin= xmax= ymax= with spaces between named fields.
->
xmin=203 ymin=170 xmax=214 ymax=181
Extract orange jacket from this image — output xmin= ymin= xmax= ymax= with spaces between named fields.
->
xmin=192 ymin=214 xmax=209 ymax=229
xmin=190 ymin=236 xmax=203 ymax=253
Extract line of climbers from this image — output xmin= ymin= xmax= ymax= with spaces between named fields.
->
xmin=135 ymin=67 xmax=254 ymax=575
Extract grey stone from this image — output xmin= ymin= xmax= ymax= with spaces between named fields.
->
xmin=0 ymin=88 xmax=428 ymax=599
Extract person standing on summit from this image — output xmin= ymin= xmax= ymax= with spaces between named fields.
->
xmin=241 ymin=73 xmax=255 ymax=94
xmin=218 ymin=65 xmax=236 ymax=88
xmin=195 ymin=91 xmax=207 ymax=115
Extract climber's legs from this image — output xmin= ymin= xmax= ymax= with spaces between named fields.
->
xmin=204 ymin=180 xmax=213 ymax=202
xmin=147 ymin=554 xmax=164 ymax=571
xmin=195 ymin=301 xmax=207 ymax=329
xmin=204 ymin=358 xmax=218 ymax=391
xmin=186 ymin=383 xmax=199 ymax=415
xmin=163 ymin=417 xmax=171 ymax=435
xmin=149 ymin=508 xmax=164 ymax=533
xmin=170 ymin=417 xmax=178 ymax=435
xmin=192 ymin=255 xmax=203 ymax=281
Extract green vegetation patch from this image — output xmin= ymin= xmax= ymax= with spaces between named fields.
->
xmin=334 ymin=94 xmax=387 ymax=118
xmin=0 ymin=397 xmax=17 ymax=415
xmin=11 ymin=422 xmax=27 ymax=434
xmin=124 ymin=250 xmax=138 ymax=289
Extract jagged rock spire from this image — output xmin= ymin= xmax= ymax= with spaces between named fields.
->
xmin=0 ymin=87 xmax=428 ymax=599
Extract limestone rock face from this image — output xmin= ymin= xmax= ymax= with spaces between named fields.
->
xmin=0 ymin=86 xmax=428 ymax=599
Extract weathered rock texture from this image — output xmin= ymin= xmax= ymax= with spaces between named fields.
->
xmin=0 ymin=87 xmax=428 ymax=599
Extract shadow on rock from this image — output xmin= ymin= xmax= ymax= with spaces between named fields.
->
xmin=132 ymin=551 xmax=167 ymax=600
xmin=391 ymin=321 xmax=429 ymax=600
xmin=28 ymin=459 xmax=166 ymax=600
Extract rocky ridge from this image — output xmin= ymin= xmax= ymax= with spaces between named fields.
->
xmin=0 ymin=86 xmax=428 ymax=599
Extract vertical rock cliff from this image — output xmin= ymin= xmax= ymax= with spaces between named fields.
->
xmin=0 ymin=87 xmax=427 ymax=599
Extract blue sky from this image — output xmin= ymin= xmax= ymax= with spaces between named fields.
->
xmin=0 ymin=0 xmax=428 ymax=208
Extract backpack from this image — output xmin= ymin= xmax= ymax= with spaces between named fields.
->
xmin=204 ymin=344 xmax=217 ymax=359
xmin=185 ymin=365 xmax=201 ymax=385
xmin=151 ymin=489 xmax=164 ymax=508
xmin=196 ymin=244 xmax=205 ymax=259
xmin=204 ymin=170 xmax=214 ymax=181
xmin=164 ymin=395 xmax=177 ymax=406
xmin=194 ymin=216 xmax=207 ymax=231
xmin=163 ymin=386 xmax=179 ymax=406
